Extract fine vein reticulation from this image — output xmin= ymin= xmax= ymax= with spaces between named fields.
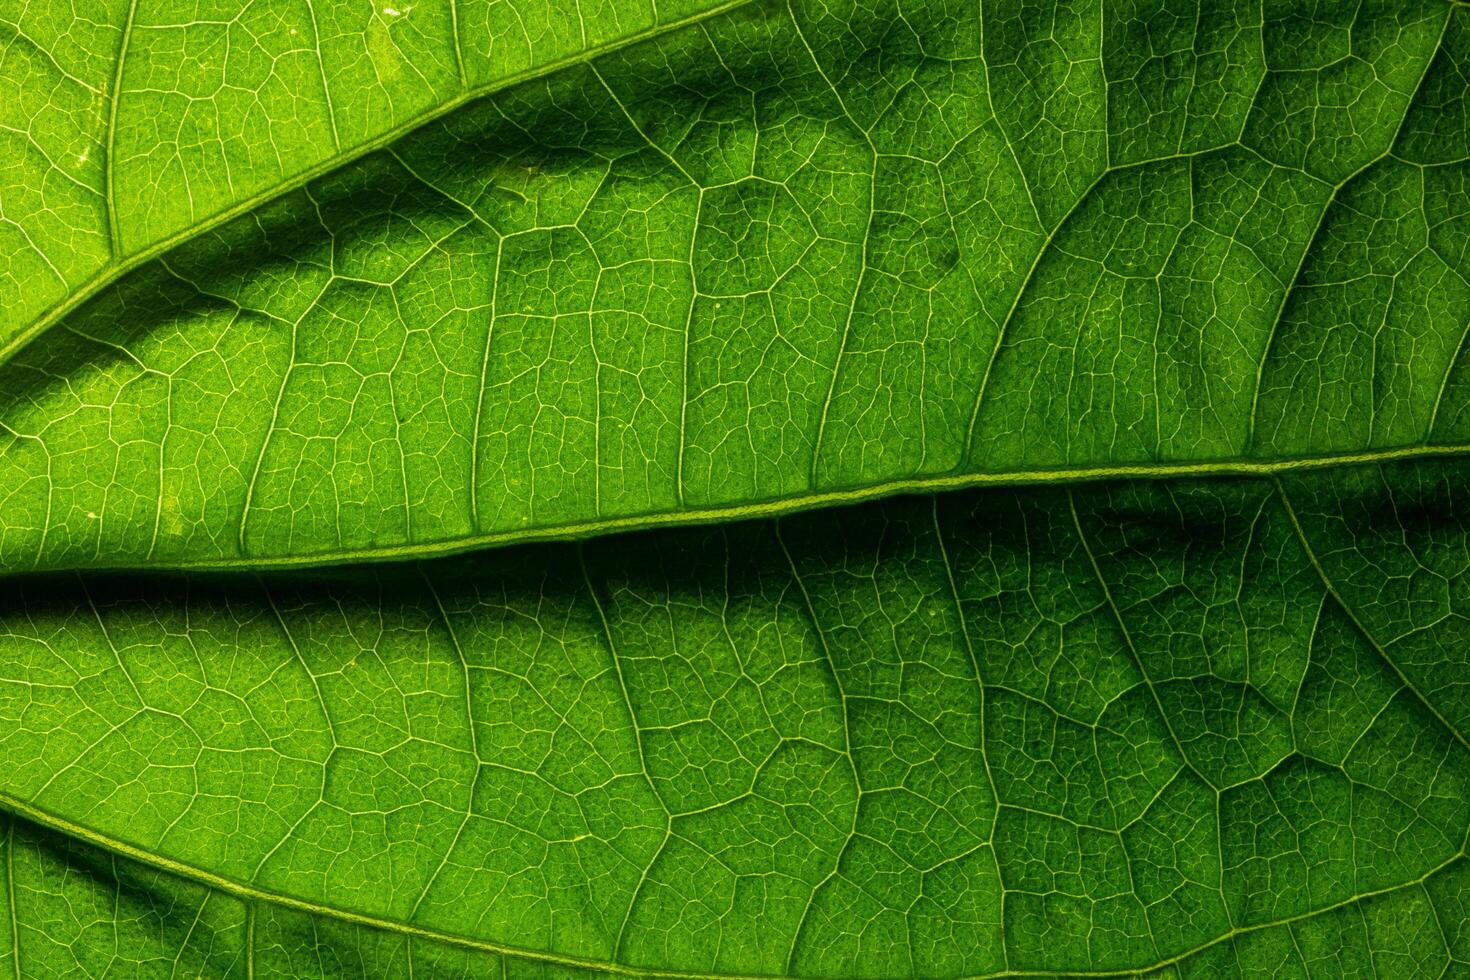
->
xmin=0 ymin=0 xmax=1467 ymax=570
xmin=3 ymin=0 xmax=1470 ymax=977
xmin=3 ymin=460 xmax=1470 ymax=976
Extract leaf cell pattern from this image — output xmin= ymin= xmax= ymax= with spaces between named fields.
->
xmin=3 ymin=0 xmax=1470 ymax=977
xmin=2 ymin=461 xmax=1470 ymax=976
xmin=0 ymin=0 xmax=1467 ymax=570
xmin=0 ymin=0 xmax=743 ymax=343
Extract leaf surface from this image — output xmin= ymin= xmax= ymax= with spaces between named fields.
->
xmin=2 ymin=0 xmax=1468 ymax=569
xmin=4 ymin=1 xmax=1470 ymax=977
xmin=0 ymin=811 xmax=602 ymax=978
xmin=1 ymin=796 xmax=1468 ymax=978
xmin=0 ymin=0 xmax=745 ymax=348
xmin=3 ymin=460 xmax=1469 ymax=976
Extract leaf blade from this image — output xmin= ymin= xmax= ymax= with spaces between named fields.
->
xmin=2 ymin=460 xmax=1468 ymax=975
xmin=2 ymin=0 xmax=1467 ymax=571
xmin=0 ymin=0 xmax=754 ymax=357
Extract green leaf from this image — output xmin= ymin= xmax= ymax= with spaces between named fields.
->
xmin=3 ymin=460 xmax=1470 ymax=976
xmin=0 ymin=0 xmax=747 ymax=349
xmin=1 ymin=0 xmax=1467 ymax=570
xmin=0 ymin=812 xmax=604 ymax=977
xmin=3 ymin=0 xmax=1470 ymax=977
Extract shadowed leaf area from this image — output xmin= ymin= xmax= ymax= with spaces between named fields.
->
xmin=2 ymin=0 xmax=1470 ymax=976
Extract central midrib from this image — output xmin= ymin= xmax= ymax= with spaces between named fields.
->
xmin=8 ymin=441 xmax=1467 ymax=575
